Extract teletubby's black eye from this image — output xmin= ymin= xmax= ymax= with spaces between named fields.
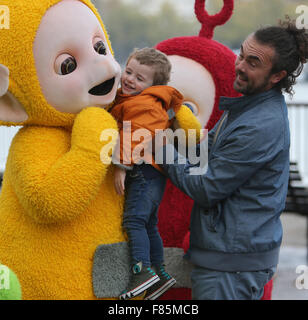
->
xmin=94 ymin=41 xmax=107 ymax=55
xmin=60 ymin=57 xmax=77 ymax=75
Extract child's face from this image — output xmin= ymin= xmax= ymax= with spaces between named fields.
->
xmin=121 ymin=58 xmax=155 ymax=95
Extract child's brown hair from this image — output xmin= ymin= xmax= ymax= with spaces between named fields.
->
xmin=126 ymin=47 xmax=171 ymax=85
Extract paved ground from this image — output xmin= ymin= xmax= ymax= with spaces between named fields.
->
xmin=272 ymin=213 xmax=308 ymax=300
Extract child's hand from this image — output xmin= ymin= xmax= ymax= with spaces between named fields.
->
xmin=114 ymin=166 xmax=126 ymax=196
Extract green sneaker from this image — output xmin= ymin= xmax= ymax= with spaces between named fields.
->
xmin=144 ymin=264 xmax=176 ymax=300
xmin=120 ymin=262 xmax=160 ymax=300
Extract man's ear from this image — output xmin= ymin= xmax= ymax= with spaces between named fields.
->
xmin=271 ymin=70 xmax=287 ymax=85
xmin=0 ymin=64 xmax=28 ymax=123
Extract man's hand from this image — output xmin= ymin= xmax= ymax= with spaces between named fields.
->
xmin=114 ymin=166 xmax=127 ymax=196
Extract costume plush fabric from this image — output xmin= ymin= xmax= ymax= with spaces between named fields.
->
xmin=0 ymin=264 xmax=22 ymax=300
xmin=155 ymin=0 xmax=273 ymax=300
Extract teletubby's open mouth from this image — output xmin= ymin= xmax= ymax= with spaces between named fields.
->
xmin=88 ymin=77 xmax=115 ymax=96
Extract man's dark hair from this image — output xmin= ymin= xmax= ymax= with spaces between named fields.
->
xmin=254 ymin=17 xmax=308 ymax=96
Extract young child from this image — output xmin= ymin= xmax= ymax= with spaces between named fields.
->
xmin=109 ymin=48 xmax=183 ymax=300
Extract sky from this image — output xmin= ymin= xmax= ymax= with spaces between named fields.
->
xmin=122 ymin=0 xmax=197 ymax=17
xmin=120 ymin=0 xmax=280 ymax=21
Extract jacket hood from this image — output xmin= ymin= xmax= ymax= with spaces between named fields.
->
xmin=116 ymin=86 xmax=183 ymax=115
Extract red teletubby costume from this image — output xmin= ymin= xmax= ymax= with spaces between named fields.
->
xmin=155 ymin=0 xmax=273 ymax=300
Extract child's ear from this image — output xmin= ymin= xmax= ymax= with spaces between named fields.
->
xmin=0 ymin=64 xmax=28 ymax=123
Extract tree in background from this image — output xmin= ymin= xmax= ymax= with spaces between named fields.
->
xmin=211 ymin=0 xmax=302 ymax=48
xmin=93 ymin=0 xmax=305 ymax=72
xmin=93 ymin=0 xmax=198 ymax=65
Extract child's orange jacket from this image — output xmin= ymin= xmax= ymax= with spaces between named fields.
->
xmin=110 ymin=86 xmax=183 ymax=172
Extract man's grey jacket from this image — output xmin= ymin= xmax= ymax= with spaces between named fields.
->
xmin=160 ymin=89 xmax=290 ymax=272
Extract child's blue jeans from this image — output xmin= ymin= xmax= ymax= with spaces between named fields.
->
xmin=123 ymin=164 xmax=166 ymax=267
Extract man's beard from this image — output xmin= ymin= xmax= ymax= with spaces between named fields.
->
xmin=234 ymin=72 xmax=272 ymax=95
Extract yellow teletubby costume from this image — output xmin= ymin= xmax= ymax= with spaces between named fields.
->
xmin=0 ymin=0 xmax=124 ymax=300
xmin=0 ymin=0 xmax=200 ymax=300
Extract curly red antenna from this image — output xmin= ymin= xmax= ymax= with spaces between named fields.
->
xmin=195 ymin=0 xmax=234 ymax=39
